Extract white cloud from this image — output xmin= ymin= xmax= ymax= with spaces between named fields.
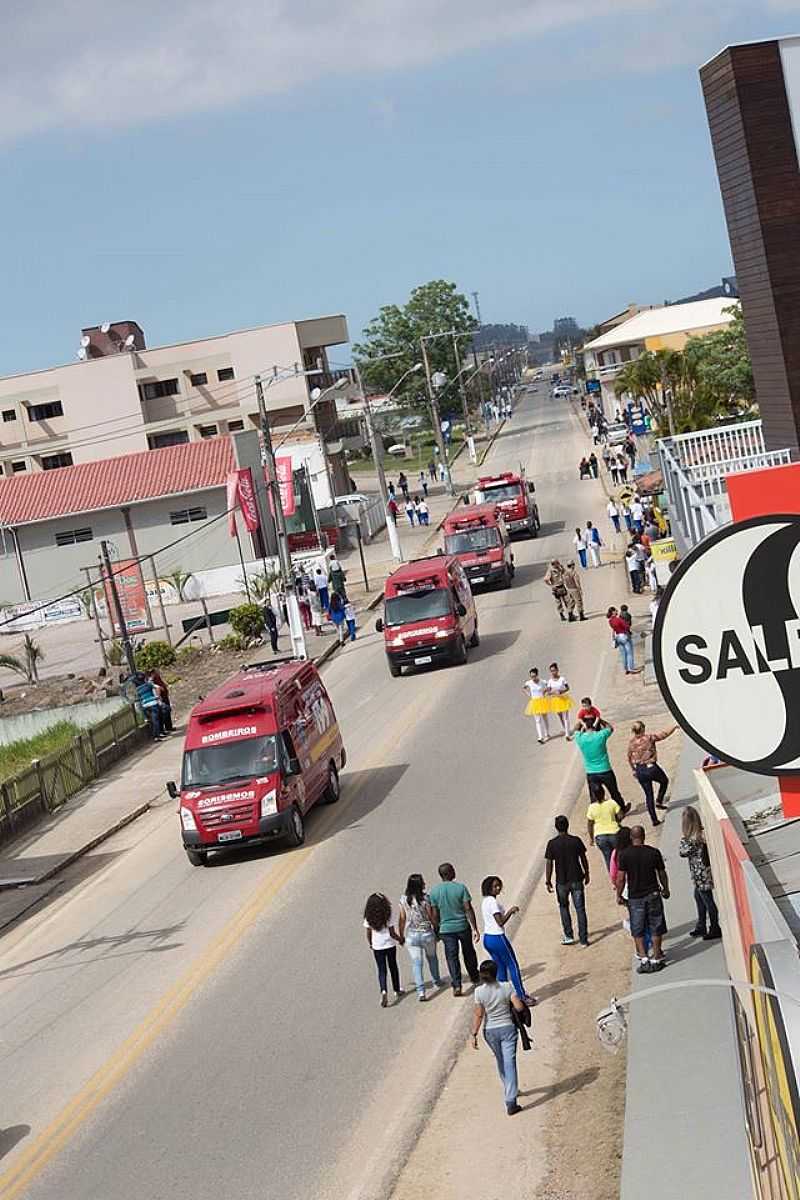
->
xmin=0 ymin=0 xmax=764 ymax=141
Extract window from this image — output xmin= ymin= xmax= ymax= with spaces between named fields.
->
xmin=55 ymin=527 xmax=93 ymax=546
xmin=227 ymin=419 xmax=244 ymax=432
xmin=217 ymin=367 xmax=235 ymax=382
xmin=2 ymin=409 xmax=16 ymax=422
xmin=27 ymin=400 xmax=64 ymax=422
xmin=169 ymin=506 xmax=207 ymax=525
xmin=41 ymin=452 xmax=73 ymax=470
xmin=148 ymin=430 xmax=189 ymax=449
xmin=198 ymin=424 xmax=218 ymax=438
xmin=139 ymin=378 xmax=180 ymax=402
xmin=190 ymin=372 xmax=208 ymax=387
xmin=10 ymin=460 xmax=26 ymax=473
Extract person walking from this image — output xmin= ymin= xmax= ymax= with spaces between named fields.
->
xmin=430 ymin=862 xmax=480 ymax=995
xmin=480 ymin=876 xmax=533 ymax=1002
xmin=328 ymin=591 xmax=347 ymax=644
xmin=419 ymin=470 xmax=428 ymax=497
xmin=545 ymin=662 xmax=573 ymax=739
xmin=631 ymin=497 xmax=645 ymax=534
xmin=133 ymin=672 xmax=164 ymax=740
xmin=615 ymin=826 xmax=670 ymax=973
xmin=607 ymin=606 xmax=640 ymax=675
xmin=397 ymin=874 xmax=443 ymax=1000
xmin=417 ymin=498 xmax=429 ymax=526
xmin=586 ymin=783 xmax=624 ymax=872
xmin=404 ymin=498 xmax=415 ymax=526
xmin=545 ymin=815 xmax=590 ymax=946
xmin=627 ymin=720 xmax=677 ymax=826
xmin=607 ymin=498 xmax=621 ymax=534
xmin=388 ymin=481 xmax=396 ymax=502
xmin=585 ymin=521 xmax=602 ymax=567
xmin=387 ymin=497 xmax=399 ymax=524
xmin=573 ymin=526 xmax=588 ymax=570
xmin=309 ymin=587 xmax=324 ymax=636
xmin=428 ymin=458 xmax=437 ymax=482
xmin=344 ymin=599 xmax=357 ymax=642
xmin=579 ymin=457 xmax=591 ymax=480
xmin=471 ymin=959 xmax=528 ymax=1116
xmin=621 ymin=500 xmax=633 ymax=532
xmin=313 ymin=565 xmax=330 ymax=612
xmin=602 ymin=444 xmax=613 ymax=475
xmin=625 ymin=547 xmax=643 ymax=594
xmin=563 ymin=561 xmax=586 ymax=621
xmin=609 ymin=456 xmax=621 ymax=485
xmin=297 ymin=584 xmax=313 ymax=631
xmin=398 ymin=471 xmax=409 ymax=501
xmin=543 ymin=559 xmax=575 ymax=623
xmin=588 ymin=452 xmax=599 ymax=478
xmin=263 ymin=599 xmax=279 ymax=653
xmin=616 ymin=451 xmax=629 ymax=484
xmin=574 ymin=714 xmax=629 ymax=810
xmin=523 ymin=666 xmax=551 ymax=744
xmin=148 ymin=670 xmax=173 ymax=733
xmin=363 ymin=893 xmax=404 ymax=1006
xmin=327 ymin=552 xmax=348 ymax=602
xmin=679 ymin=807 xmax=722 ymax=940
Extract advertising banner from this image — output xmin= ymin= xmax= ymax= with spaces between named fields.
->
xmin=102 ymin=559 xmax=151 ymax=634
xmin=275 ymin=456 xmax=296 ymax=517
xmin=226 ymin=469 xmax=260 ymax=536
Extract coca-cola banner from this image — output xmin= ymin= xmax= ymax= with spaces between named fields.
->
xmin=275 ymin=456 xmax=296 ymax=517
xmin=226 ymin=468 xmax=260 ymax=536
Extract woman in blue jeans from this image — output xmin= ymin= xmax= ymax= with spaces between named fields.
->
xmin=471 ymin=959 xmax=528 ymax=1115
xmin=397 ymin=874 xmax=443 ymax=1000
xmin=481 ymin=877 xmax=535 ymax=1003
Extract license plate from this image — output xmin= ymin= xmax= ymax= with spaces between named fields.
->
xmin=471 ymin=575 xmax=486 ymax=583
xmin=414 ymin=655 xmax=432 ymax=665
xmin=217 ymin=829 xmax=243 ymax=843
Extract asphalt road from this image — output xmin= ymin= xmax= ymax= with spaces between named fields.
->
xmin=0 ymin=386 xmax=624 ymax=1200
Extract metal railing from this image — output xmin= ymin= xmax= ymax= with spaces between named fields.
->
xmin=658 ymin=420 xmax=793 ymax=550
xmin=0 ymin=703 xmax=146 ymax=845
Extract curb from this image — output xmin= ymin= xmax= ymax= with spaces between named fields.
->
xmin=0 ymin=797 xmax=155 ymax=892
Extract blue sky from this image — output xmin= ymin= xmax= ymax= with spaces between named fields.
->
xmin=1 ymin=0 xmax=798 ymax=376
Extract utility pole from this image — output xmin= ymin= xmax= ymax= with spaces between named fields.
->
xmin=255 ymin=374 xmax=307 ymax=660
xmin=353 ymin=363 xmax=403 ymax=562
xmin=100 ymin=540 xmax=136 ymax=676
xmin=452 ymin=334 xmax=471 ymax=436
xmin=471 ymin=291 xmax=482 ymax=326
xmin=420 ymin=337 xmax=454 ymax=496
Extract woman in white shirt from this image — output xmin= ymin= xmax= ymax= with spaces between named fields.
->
xmin=523 ymin=666 xmax=550 ymax=744
xmin=397 ymin=873 xmax=443 ymax=1000
xmin=480 ymin=876 xmax=532 ymax=1002
xmin=471 ymin=958 xmax=527 ymax=1115
xmin=545 ymin=661 xmax=573 ymax=739
xmin=573 ymin=527 xmax=588 ymax=570
xmin=363 ymin=892 xmax=404 ymax=1007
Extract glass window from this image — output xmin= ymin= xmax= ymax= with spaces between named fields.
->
xmin=480 ymin=483 xmax=521 ymax=503
xmin=2 ymin=409 xmax=16 ymax=422
xmin=198 ymin=424 xmax=218 ymax=438
xmin=190 ymin=372 xmax=208 ymax=386
xmin=41 ymin=452 xmax=73 ymax=470
xmin=182 ymin=733 xmax=277 ymax=788
xmin=27 ymin=401 xmax=64 ymax=421
xmin=148 ymin=430 xmax=189 ymax=449
xmin=55 ymin=527 xmax=92 ymax=546
xmin=385 ymin=588 xmax=451 ymax=627
xmin=444 ymin=527 xmax=500 ymax=554
xmin=169 ymin=507 xmax=207 ymax=525
xmin=10 ymin=460 xmax=26 ymax=473
xmin=139 ymin=378 xmax=180 ymax=401
xmin=228 ymin=419 xmax=244 ymax=432
xmin=217 ymin=367 xmax=235 ymax=382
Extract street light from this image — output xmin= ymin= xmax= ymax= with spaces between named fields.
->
xmin=352 ymin=359 xmax=423 ymax=563
xmin=419 ymin=330 xmax=473 ymax=496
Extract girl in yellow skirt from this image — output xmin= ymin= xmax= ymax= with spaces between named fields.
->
xmin=523 ymin=667 xmax=551 ymax=744
xmin=545 ymin=662 xmax=573 ymax=740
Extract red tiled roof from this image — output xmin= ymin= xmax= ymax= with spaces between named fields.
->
xmin=0 ymin=437 xmax=236 ymax=527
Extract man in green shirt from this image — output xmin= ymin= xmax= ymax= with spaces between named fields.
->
xmin=429 ymin=863 xmax=480 ymax=995
xmin=573 ymin=717 xmax=629 ymax=813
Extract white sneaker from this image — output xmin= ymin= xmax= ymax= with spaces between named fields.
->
xmin=561 ymin=935 xmax=575 ymax=945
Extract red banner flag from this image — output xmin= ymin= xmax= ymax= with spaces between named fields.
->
xmin=226 ymin=469 xmax=260 ymax=535
xmin=275 ymin=456 xmax=296 ymax=516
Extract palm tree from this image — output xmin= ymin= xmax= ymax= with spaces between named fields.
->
xmin=164 ymin=568 xmax=194 ymax=602
xmin=0 ymin=653 xmax=27 ymax=681
xmin=23 ymin=635 xmax=44 ymax=683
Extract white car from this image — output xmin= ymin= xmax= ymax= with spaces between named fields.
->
xmin=334 ymin=492 xmax=370 ymax=506
xmin=552 ymin=385 xmax=572 ymax=398
xmin=605 ymin=422 xmax=629 ymax=445
xmin=387 ymin=443 xmax=408 ymax=456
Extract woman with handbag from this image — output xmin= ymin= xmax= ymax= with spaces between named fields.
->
xmin=397 ymin=873 xmax=443 ymax=1000
xmin=471 ymin=959 xmax=529 ymax=1115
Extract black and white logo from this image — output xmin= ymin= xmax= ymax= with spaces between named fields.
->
xmin=654 ymin=515 xmax=800 ymax=776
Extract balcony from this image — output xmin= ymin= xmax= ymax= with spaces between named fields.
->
xmin=658 ymin=420 xmax=793 ymax=549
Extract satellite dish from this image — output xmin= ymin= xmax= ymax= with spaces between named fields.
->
xmin=77 ymin=347 xmax=88 ymax=360
xmin=123 ymin=334 xmax=135 ymax=348
xmin=100 ymin=321 xmax=111 ymax=334
xmin=80 ymin=334 xmax=91 ymax=348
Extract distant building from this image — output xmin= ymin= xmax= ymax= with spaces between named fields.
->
xmin=553 ymin=316 xmax=580 ymax=338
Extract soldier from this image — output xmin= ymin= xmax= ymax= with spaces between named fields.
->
xmin=563 ymin=561 xmax=587 ymax=621
xmin=543 ymin=559 xmax=576 ymax=623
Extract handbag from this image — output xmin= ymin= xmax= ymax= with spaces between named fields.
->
xmin=510 ymin=1003 xmax=533 ymax=1051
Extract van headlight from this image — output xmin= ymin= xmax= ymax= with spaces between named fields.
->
xmin=260 ymin=789 xmax=278 ymax=818
xmin=180 ymin=806 xmax=197 ymax=832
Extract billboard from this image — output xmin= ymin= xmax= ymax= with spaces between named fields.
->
xmin=102 ymin=559 xmax=151 ymax=634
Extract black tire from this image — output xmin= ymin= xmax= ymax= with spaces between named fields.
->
xmin=285 ymin=804 xmax=305 ymax=847
xmin=388 ymin=657 xmax=401 ymax=678
xmin=451 ymin=635 xmax=468 ymax=666
xmin=322 ymin=763 xmax=340 ymax=804
xmin=186 ymin=848 xmax=208 ymax=867
xmin=470 ymin=623 xmax=480 ymax=648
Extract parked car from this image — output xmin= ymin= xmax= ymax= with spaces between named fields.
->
xmin=605 ymin=422 xmax=629 ymax=445
xmin=334 ymin=492 xmax=370 ymax=506
xmin=387 ymin=443 xmax=408 ymax=456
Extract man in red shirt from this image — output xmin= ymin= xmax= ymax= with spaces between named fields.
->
xmin=607 ymin=606 xmax=640 ymax=675
xmin=576 ymin=696 xmax=601 ymax=725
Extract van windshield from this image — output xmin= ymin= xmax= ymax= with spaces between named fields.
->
xmin=480 ymin=483 xmax=521 ymax=503
xmin=385 ymin=589 xmax=451 ymax=627
xmin=182 ymin=734 xmax=278 ymax=788
xmin=445 ymin=527 xmax=500 ymax=555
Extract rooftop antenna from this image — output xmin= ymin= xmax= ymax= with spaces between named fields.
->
xmin=123 ymin=333 xmax=135 ymax=349
xmin=77 ymin=347 xmax=88 ymax=360
xmin=100 ymin=321 xmax=111 ymax=334
xmin=80 ymin=334 xmax=91 ymax=348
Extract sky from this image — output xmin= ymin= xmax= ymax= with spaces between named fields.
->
xmin=1 ymin=0 xmax=799 ymax=377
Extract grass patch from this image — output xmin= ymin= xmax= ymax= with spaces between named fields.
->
xmin=0 ymin=720 xmax=80 ymax=782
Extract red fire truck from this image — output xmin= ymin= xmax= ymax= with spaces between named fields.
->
xmin=474 ymin=470 xmax=540 ymax=537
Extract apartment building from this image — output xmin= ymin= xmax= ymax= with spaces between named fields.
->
xmin=0 ymin=314 xmax=349 ymax=478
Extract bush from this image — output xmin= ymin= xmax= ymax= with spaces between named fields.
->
xmin=106 ymin=640 xmax=125 ymax=666
xmin=216 ymin=633 xmax=249 ymax=652
xmin=134 ymin=640 xmax=177 ymax=672
xmin=229 ymin=603 xmax=265 ymax=646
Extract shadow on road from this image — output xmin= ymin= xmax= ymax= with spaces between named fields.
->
xmin=536 ymin=520 xmax=566 ymax=538
xmin=519 ymin=1066 xmax=600 ymax=1109
xmin=0 ymin=1125 xmax=30 ymax=1162
xmin=530 ymin=971 xmax=589 ymax=1003
xmin=0 ymin=921 xmax=187 ymax=980
xmin=472 ymin=630 xmax=521 ymax=658
xmin=510 ymin=561 xmax=547 ymax=587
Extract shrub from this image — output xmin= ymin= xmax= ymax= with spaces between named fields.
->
xmin=134 ymin=640 xmax=177 ymax=672
xmin=106 ymin=640 xmax=125 ymax=666
xmin=228 ymin=603 xmax=265 ymax=646
xmin=216 ymin=633 xmax=249 ymax=652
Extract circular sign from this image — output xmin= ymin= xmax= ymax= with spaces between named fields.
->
xmin=654 ymin=514 xmax=800 ymax=776
xmin=616 ymin=485 xmax=635 ymax=505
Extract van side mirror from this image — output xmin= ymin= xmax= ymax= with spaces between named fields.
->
xmin=456 ymin=602 xmax=467 ymax=618
xmin=166 ymin=780 xmax=178 ymax=800
xmin=375 ymin=618 xmax=384 ymax=633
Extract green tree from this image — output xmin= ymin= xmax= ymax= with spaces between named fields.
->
xmin=353 ymin=280 xmax=477 ymax=412
xmin=684 ymin=306 xmax=754 ymax=414
xmin=164 ymin=568 xmax=194 ymax=602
